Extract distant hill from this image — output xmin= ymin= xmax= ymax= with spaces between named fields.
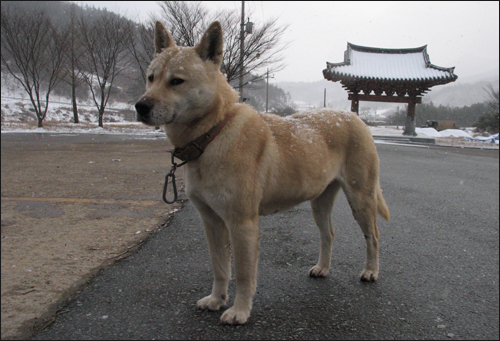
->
xmin=422 ymin=72 xmax=499 ymax=107
xmin=276 ymin=68 xmax=499 ymax=111
xmin=275 ymin=80 xmax=351 ymax=111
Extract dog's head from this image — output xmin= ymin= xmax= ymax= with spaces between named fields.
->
xmin=135 ymin=21 xmax=227 ymax=126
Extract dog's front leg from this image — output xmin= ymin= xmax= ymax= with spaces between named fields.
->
xmin=193 ymin=201 xmax=231 ymax=311
xmin=221 ymin=217 xmax=260 ymax=325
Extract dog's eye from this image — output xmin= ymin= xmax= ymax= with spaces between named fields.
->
xmin=170 ymin=78 xmax=184 ymax=86
xmin=148 ymin=75 xmax=154 ymax=82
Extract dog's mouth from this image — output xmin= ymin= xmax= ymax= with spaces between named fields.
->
xmin=136 ymin=112 xmax=149 ymax=124
xmin=136 ymin=112 xmax=176 ymax=126
xmin=135 ymin=99 xmax=177 ymax=126
xmin=165 ymin=113 xmax=177 ymax=125
xmin=136 ymin=112 xmax=156 ymax=126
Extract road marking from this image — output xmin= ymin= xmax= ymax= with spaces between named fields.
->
xmin=1 ymin=197 xmax=160 ymax=206
xmin=374 ymin=140 xmax=429 ymax=148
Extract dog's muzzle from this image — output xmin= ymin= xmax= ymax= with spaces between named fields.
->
xmin=135 ymin=99 xmax=153 ymax=122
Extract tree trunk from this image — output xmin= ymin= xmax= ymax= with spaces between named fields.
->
xmin=72 ymin=82 xmax=79 ymax=123
xmin=98 ymin=110 xmax=104 ymax=128
xmin=98 ymin=87 xmax=106 ymax=128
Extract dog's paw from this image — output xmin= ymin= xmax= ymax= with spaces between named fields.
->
xmin=220 ymin=306 xmax=250 ymax=325
xmin=197 ymin=295 xmax=226 ymax=311
xmin=360 ymin=269 xmax=378 ymax=282
xmin=309 ymin=265 xmax=329 ymax=277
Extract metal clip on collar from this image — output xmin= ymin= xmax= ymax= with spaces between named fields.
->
xmin=162 ymin=149 xmax=187 ymax=204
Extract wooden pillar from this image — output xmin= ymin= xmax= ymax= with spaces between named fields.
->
xmin=403 ymin=98 xmax=417 ymax=136
xmin=350 ymin=94 xmax=359 ymax=115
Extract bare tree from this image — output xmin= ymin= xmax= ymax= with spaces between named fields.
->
xmin=217 ymin=11 xmax=288 ymax=87
xmin=59 ymin=2 xmax=87 ymax=123
xmin=78 ymin=11 xmax=133 ymax=127
xmin=128 ymin=20 xmax=155 ymax=84
xmin=129 ymin=1 xmax=207 ymax=88
xmin=156 ymin=1 xmax=288 ymax=89
xmin=484 ymin=84 xmax=499 ymax=113
xmin=1 ymin=6 xmax=67 ymax=127
xmin=157 ymin=1 xmax=208 ymax=47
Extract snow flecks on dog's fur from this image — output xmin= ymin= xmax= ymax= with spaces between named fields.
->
xmin=282 ymin=108 xmax=356 ymax=133
xmin=149 ymin=48 xmax=194 ymax=78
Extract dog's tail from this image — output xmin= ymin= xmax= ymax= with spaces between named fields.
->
xmin=376 ymin=184 xmax=390 ymax=222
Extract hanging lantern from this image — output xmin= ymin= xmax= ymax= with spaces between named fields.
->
xmin=245 ymin=21 xmax=253 ymax=34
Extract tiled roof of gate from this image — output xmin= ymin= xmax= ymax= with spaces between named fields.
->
xmin=323 ymin=43 xmax=457 ymax=84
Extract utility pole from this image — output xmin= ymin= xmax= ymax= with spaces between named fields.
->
xmin=238 ymin=1 xmax=245 ymax=102
xmin=266 ymin=69 xmax=274 ymax=113
xmin=266 ymin=69 xmax=270 ymax=113
xmin=324 ymin=88 xmax=326 ymax=107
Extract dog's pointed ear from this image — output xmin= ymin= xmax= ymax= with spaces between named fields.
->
xmin=155 ymin=21 xmax=175 ymax=54
xmin=195 ymin=21 xmax=223 ymax=66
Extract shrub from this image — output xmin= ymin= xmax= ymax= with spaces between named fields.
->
xmin=473 ymin=112 xmax=499 ymax=134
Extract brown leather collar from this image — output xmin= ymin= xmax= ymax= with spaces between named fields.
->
xmin=172 ymin=112 xmax=233 ymax=162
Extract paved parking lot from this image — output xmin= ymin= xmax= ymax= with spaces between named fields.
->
xmin=1 ymin=133 xmax=499 ymax=339
xmin=1 ymin=133 xmax=181 ymax=339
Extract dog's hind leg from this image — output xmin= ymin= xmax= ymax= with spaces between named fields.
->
xmin=343 ymin=185 xmax=381 ymax=282
xmin=357 ymin=208 xmax=380 ymax=282
xmin=192 ymin=199 xmax=231 ymax=311
xmin=309 ymin=180 xmax=342 ymax=277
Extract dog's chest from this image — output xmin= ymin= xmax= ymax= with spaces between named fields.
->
xmin=184 ymin=163 xmax=225 ymax=201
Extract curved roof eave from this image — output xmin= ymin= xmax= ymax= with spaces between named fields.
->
xmin=347 ymin=42 xmax=428 ymax=55
xmin=324 ymin=42 xmax=458 ymax=85
xmin=323 ymin=70 xmax=458 ymax=86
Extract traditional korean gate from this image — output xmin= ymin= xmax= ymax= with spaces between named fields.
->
xmin=323 ymin=43 xmax=457 ymax=135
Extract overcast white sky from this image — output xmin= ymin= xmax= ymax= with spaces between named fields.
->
xmin=78 ymin=1 xmax=499 ymax=84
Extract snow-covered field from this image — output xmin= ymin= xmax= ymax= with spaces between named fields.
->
xmin=0 ymin=93 xmax=165 ymax=138
xmin=2 ymin=116 xmax=497 ymax=149
xmin=1 ymin=71 xmax=165 ymax=137
xmin=0 ymin=96 xmax=135 ymax=125
xmin=371 ymin=125 xmax=498 ymax=148
xmin=1 ymin=71 xmax=498 ymax=149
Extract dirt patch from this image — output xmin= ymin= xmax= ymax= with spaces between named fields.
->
xmin=1 ymin=134 xmax=184 ymax=339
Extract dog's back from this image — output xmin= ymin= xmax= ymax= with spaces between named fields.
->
xmin=255 ymin=109 xmax=386 ymax=217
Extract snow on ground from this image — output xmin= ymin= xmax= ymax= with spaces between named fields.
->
xmin=1 ymin=94 xmax=133 ymax=125
xmin=415 ymin=127 xmax=498 ymax=146
xmin=1 ymin=74 xmax=497 ymax=149
xmin=2 ymin=119 xmax=497 ymax=149
xmin=1 ymin=71 xmax=164 ymax=136
xmin=372 ymin=126 xmax=497 ymax=148
xmin=415 ymin=127 xmax=443 ymax=137
xmin=358 ymin=125 xmax=497 ymax=148
xmin=0 ymin=120 xmax=167 ymax=138
xmin=1 ymin=72 xmax=135 ymax=124
xmin=438 ymin=129 xmax=473 ymax=138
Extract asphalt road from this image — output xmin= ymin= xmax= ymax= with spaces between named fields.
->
xmin=25 ymin=137 xmax=499 ymax=340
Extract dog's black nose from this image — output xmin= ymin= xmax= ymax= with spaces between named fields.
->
xmin=135 ymin=99 xmax=153 ymax=119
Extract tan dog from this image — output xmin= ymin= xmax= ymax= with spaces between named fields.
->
xmin=135 ymin=21 xmax=390 ymax=325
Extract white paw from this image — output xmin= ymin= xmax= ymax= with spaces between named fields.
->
xmin=309 ymin=265 xmax=329 ymax=277
xmin=360 ymin=269 xmax=378 ymax=282
xmin=196 ymin=295 xmax=226 ymax=311
xmin=220 ymin=306 xmax=250 ymax=325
